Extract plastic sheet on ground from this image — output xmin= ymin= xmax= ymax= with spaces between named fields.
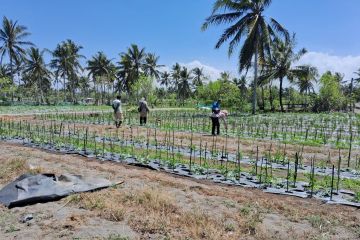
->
xmin=0 ymin=173 xmax=115 ymax=208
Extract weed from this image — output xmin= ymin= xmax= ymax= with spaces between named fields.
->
xmin=5 ymin=225 xmax=20 ymax=233
xmin=224 ymin=223 xmax=235 ymax=232
xmin=307 ymin=215 xmax=326 ymax=229
xmin=106 ymin=234 xmax=129 ymax=240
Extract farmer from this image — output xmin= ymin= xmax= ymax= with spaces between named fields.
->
xmin=112 ymin=95 xmax=123 ymax=128
xmin=212 ymin=99 xmax=221 ymax=113
xmin=138 ymin=97 xmax=150 ymax=125
xmin=210 ymin=108 xmax=228 ymax=135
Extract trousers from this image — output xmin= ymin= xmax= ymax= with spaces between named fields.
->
xmin=211 ymin=117 xmax=220 ymax=135
xmin=140 ymin=117 xmax=147 ymax=125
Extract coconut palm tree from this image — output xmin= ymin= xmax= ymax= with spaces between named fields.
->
xmin=219 ymin=71 xmax=231 ymax=83
xmin=233 ymin=75 xmax=247 ymax=95
xmin=202 ymin=0 xmax=289 ymax=114
xmin=171 ymin=63 xmax=182 ymax=92
xmin=159 ymin=71 xmax=171 ymax=88
xmin=87 ymin=51 xmax=114 ymax=104
xmin=23 ymin=47 xmax=52 ymax=104
xmin=294 ymin=65 xmax=318 ymax=95
xmin=0 ymin=16 xmax=34 ymax=82
xmin=260 ymin=35 xmax=306 ymax=112
xmin=65 ymin=40 xmax=84 ymax=103
xmin=50 ymin=39 xmax=84 ymax=103
xmin=117 ymin=44 xmax=148 ymax=94
xmin=117 ymin=54 xmax=132 ymax=93
xmin=192 ymin=67 xmax=204 ymax=87
xmin=78 ymin=75 xmax=91 ymax=98
xmin=126 ymin=44 xmax=146 ymax=77
xmin=354 ymin=68 xmax=360 ymax=83
xmin=143 ymin=53 xmax=163 ymax=79
xmin=178 ymin=67 xmax=192 ymax=102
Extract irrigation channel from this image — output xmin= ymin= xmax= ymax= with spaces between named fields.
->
xmin=36 ymin=111 xmax=360 ymax=150
xmin=1 ymin=117 xmax=360 ymax=208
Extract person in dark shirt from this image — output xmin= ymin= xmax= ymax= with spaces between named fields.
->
xmin=210 ymin=108 xmax=228 ymax=135
xmin=138 ymin=97 xmax=150 ymax=125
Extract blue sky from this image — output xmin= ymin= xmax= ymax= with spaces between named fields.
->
xmin=2 ymin=0 xmax=360 ymax=79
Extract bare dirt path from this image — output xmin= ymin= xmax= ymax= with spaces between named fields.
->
xmin=0 ymin=142 xmax=359 ymax=240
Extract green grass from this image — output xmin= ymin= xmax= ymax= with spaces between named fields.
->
xmin=0 ymin=105 xmax=110 ymax=114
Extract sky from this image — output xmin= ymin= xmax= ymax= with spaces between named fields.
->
xmin=1 ymin=0 xmax=360 ymax=82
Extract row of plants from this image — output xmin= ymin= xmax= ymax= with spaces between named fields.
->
xmin=1 ymin=118 xmax=360 ymax=204
xmin=35 ymin=111 xmax=360 ymax=149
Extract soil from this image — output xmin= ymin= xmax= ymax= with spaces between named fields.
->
xmin=1 ymin=114 xmax=359 ymax=167
xmin=0 ymin=142 xmax=359 ymax=240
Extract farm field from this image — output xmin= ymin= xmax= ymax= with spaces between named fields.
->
xmin=1 ymin=0 xmax=360 ymax=239
xmin=0 ymin=107 xmax=360 ymax=239
xmin=0 ymin=142 xmax=360 ymax=240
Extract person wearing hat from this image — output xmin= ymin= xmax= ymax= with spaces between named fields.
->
xmin=138 ymin=97 xmax=150 ymax=125
xmin=112 ymin=95 xmax=123 ymax=128
xmin=212 ymin=99 xmax=221 ymax=113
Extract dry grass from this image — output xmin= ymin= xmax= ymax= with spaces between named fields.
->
xmin=0 ymin=157 xmax=45 ymax=184
xmin=66 ymin=187 xmax=268 ymax=240
xmin=0 ymin=158 xmax=29 ymax=184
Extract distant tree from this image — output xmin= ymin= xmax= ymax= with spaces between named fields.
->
xmin=202 ymin=0 xmax=289 ymax=114
xmin=144 ymin=53 xmax=163 ymax=80
xmin=218 ymin=71 xmax=231 ymax=83
xmin=22 ymin=47 xmax=52 ymax=103
xmin=78 ymin=75 xmax=91 ymax=98
xmin=87 ymin=51 xmax=114 ymax=104
xmin=130 ymin=74 xmax=155 ymax=103
xmin=0 ymin=76 xmax=15 ymax=100
xmin=313 ymin=71 xmax=346 ymax=112
xmin=0 ymin=64 xmax=10 ymax=78
xmin=171 ymin=63 xmax=182 ymax=93
xmin=50 ymin=39 xmax=84 ymax=103
xmin=178 ymin=67 xmax=192 ymax=102
xmin=192 ymin=67 xmax=205 ymax=87
xmin=293 ymin=65 xmax=318 ymax=106
xmin=260 ymin=35 xmax=307 ymax=112
xmin=0 ymin=16 xmax=34 ymax=82
xmin=159 ymin=71 xmax=171 ymax=88
xmin=354 ymin=68 xmax=360 ymax=85
xmin=117 ymin=44 xmax=147 ymax=93
xmin=233 ymin=75 xmax=247 ymax=95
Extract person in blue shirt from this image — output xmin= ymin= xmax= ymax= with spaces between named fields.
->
xmin=212 ymin=99 xmax=221 ymax=113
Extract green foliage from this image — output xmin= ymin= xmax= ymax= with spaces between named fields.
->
xmin=0 ymin=76 xmax=16 ymax=101
xmin=129 ymin=74 xmax=155 ymax=103
xmin=197 ymin=79 xmax=247 ymax=110
xmin=312 ymin=71 xmax=346 ymax=112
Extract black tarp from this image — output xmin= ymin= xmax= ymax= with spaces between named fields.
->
xmin=0 ymin=173 xmax=114 ymax=208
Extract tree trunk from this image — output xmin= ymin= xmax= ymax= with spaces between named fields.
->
xmin=279 ymin=77 xmax=284 ymax=112
xmin=9 ymin=56 xmax=14 ymax=102
xmin=63 ymin=76 xmax=67 ymax=103
xmin=260 ymin=86 xmax=265 ymax=111
xmin=269 ymin=82 xmax=274 ymax=112
xmin=252 ymin=48 xmax=258 ymax=115
xmin=55 ymin=80 xmax=59 ymax=104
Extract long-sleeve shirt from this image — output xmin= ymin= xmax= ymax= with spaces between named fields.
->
xmin=112 ymin=99 xmax=122 ymax=113
xmin=139 ymin=100 xmax=149 ymax=117
xmin=210 ymin=111 xmax=227 ymax=129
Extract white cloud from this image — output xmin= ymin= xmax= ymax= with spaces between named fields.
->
xmin=160 ymin=60 xmax=227 ymax=82
xmin=297 ymin=52 xmax=360 ymax=80
xmin=180 ymin=60 xmax=224 ymax=81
